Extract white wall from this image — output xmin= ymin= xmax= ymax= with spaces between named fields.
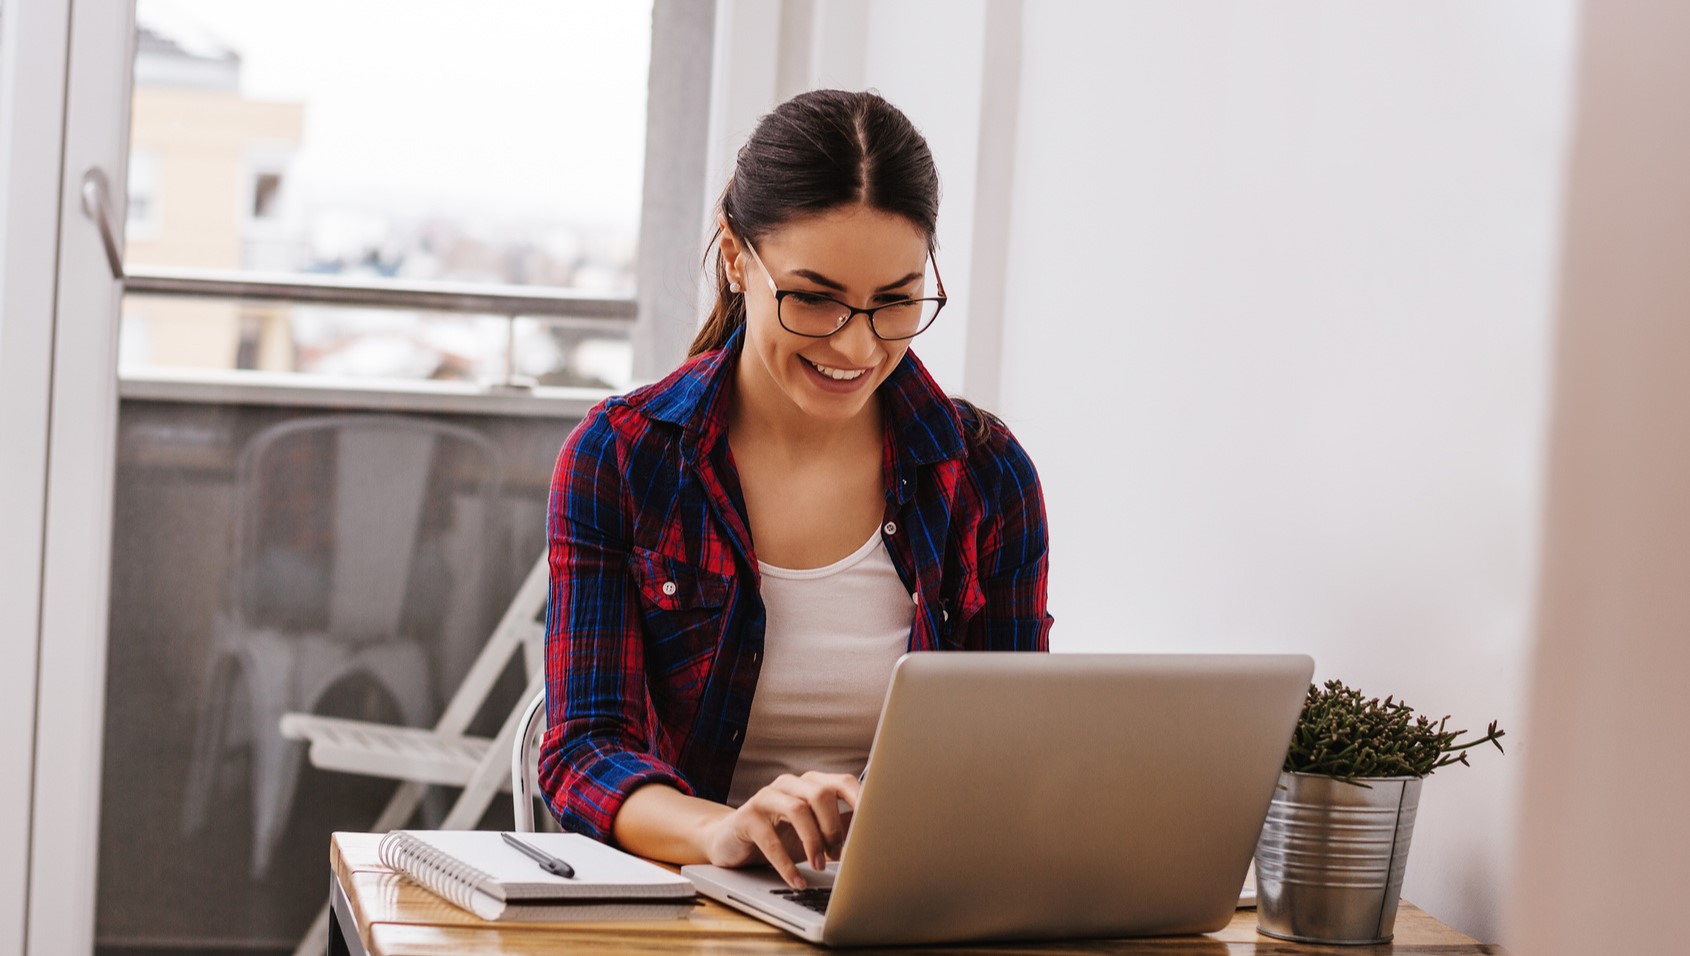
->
xmin=994 ymin=2 xmax=1577 ymax=941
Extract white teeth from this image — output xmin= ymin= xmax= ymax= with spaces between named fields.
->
xmin=806 ymin=359 xmax=867 ymax=381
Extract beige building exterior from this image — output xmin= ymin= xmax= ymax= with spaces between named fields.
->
xmin=126 ymin=60 xmax=304 ymax=371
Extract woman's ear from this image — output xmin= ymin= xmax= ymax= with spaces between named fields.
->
xmin=717 ymin=214 xmax=745 ymax=288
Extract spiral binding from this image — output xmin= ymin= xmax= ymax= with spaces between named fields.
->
xmin=378 ymin=831 xmax=501 ymax=913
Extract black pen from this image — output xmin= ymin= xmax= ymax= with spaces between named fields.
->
xmin=501 ymin=832 xmax=575 ymax=878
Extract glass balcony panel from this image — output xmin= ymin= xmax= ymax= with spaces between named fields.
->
xmin=120 ymin=292 xmax=634 ymax=392
xmin=511 ymin=315 xmax=634 ymax=390
xmin=98 ymin=396 xmax=572 ymax=950
xmin=127 ymin=0 xmax=652 ymax=293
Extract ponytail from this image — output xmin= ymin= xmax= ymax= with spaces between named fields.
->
xmin=687 ymin=222 xmax=746 ymax=359
xmin=953 ymin=397 xmax=999 ymax=449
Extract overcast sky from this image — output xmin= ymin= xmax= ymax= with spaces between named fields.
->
xmin=141 ymin=0 xmax=654 ymax=231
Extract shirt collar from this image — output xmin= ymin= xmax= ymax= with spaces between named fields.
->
xmin=634 ymin=324 xmax=966 ymax=469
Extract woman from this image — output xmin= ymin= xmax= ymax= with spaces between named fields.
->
xmin=539 ymin=90 xmax=1052 ymax=890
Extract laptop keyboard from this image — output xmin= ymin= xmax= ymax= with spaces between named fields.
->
xmin=771 ymin=886 xmax=832 ymax=914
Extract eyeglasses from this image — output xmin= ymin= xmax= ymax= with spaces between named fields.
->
xmin=737 ymin=233 xmax=947 ymax=340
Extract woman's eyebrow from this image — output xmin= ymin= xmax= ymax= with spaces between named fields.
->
xmin=790 ymin=268 xmax=924 ymax=293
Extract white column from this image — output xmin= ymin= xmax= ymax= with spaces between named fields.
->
xmin=632 ymin=0 xmax=719 ymax=379
xmin=1506 ymin=2 xmax=1690 ymax=953
xmin=959 ymin=0 xmax=1023 ymax=409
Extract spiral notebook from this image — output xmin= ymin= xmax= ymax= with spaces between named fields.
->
xmin=377 ymin=829 xmax=696 ymax=922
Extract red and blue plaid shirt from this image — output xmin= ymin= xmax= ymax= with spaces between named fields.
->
xmin=539 ymin=328 xmax=1052 ymax=841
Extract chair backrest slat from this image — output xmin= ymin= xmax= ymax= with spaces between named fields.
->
xmin=329 ymin=427 xmax=438 ymax=638
xmin=512 ymin=687 xmax=549 ymax=832
xmin=430 ymin=554 xmax=548 ymax=736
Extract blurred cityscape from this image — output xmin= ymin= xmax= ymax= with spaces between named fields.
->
xmin=123 ymin=0 xmax=643 ymax=389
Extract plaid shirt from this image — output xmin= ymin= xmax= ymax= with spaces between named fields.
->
xmin=539 ymin=328 xmax=1052 ymax=841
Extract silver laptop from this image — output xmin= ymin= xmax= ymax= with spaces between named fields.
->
xmin=683 ymin=652 xmax=1312 ymax=947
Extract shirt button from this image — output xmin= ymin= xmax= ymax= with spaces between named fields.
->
xmin=661 ymin=581 xmax=677 ymax=596
xmin=730 ymin=728 xmax=741 ymax=742
xmin=752 ymin=651 xmax=761 ymax=663
xmin=883 ymin=521 xmax=897 ymax=535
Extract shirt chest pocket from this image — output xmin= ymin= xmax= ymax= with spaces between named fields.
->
xmin=628 ymin=546 xmax=732 ymax=677
xmin=930 ymin=576 xmax=988 ymax=650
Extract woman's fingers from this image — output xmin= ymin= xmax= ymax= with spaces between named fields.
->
xmin=824 ymin=771 xmax=863 ymax=811
xmin=774 ymin=823 xmax=807 ymax=870
xmin=796 ymin=775 xmax=848 ymax=853
xmin=777 ymin=794 xmax=831 ymax=871
xmin=742 ymin=811 xmax=805 ymax=889
xmin=758 ymin=779 xmax=832 ymax=872
xmin=798 ymin=771 xmax=861 ymax=852
xmin=716 ymin=771 xmax=870 ymax=884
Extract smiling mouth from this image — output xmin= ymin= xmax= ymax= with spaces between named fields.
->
xmin=802 ymin=357 xmax=870 ymax=381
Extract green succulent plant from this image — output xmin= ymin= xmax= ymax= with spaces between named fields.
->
xmin=1284 ymin=679 xmax=1506 ymax=785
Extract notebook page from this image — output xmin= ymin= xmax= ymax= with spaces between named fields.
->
xmin=397 ymin=830 xmax=696 ymax=901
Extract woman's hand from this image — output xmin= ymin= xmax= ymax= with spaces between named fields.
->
xmin=702 ymin=772 xmax=862 ymax=889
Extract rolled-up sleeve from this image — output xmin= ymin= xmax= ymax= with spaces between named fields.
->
xmin=969 ymin=424 xmax=1053 ymax=651
xmin=538 ymin=405 xmax=693 ymax=841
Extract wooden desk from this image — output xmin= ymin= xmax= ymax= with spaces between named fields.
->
xmin=329 ymin=832 xmax=1499 ymax=955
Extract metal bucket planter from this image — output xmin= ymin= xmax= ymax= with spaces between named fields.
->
xmin=1253 ymin=770 xmax=1422 ymax=945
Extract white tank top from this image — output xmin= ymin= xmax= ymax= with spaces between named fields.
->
xmin=725 ymin=530 xmax=915 ymax=807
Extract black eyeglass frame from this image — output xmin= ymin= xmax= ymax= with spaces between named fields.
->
xmin=736 ymin=231 xmax=948 ymax=341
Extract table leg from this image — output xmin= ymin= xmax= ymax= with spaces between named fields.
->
xmin=328 ymin=874 xmax=369 ymax=956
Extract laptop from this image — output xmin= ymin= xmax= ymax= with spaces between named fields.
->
xmin=683 ymin=652 xmax=1312 ymax=947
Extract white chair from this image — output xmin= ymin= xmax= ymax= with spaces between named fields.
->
xmin=512 ymin=687 xmax=550 ymax=832
xmin=180 ymin=414 xmax=501 ymax=878
xmin=286 ymin=552 xmax=551 ymax=956
xmin=280 ymin=553 xmax=547 ymax=818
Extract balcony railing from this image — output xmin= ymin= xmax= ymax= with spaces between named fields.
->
xmin=81 ymin=159 xmax=642 ymax=415
xmin=124 ymin=266 xmax=637 ymax=320
xmin=117 ymin=266 xmax=638 ymax=417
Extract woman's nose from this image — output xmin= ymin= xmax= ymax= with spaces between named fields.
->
xmin=831 ymin=314 xmax=882 ymax=365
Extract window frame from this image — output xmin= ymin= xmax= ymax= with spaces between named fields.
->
xmin=239 ymin=140 xmax=293 ymax=231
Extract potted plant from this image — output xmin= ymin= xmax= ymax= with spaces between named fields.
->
xmin=1253 ymin=679 xmax=1506 ymax=945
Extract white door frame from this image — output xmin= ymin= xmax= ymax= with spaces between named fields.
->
xmin=0 ymin=0 xmax=134 ymax=953
xmin=0 ymin=0 xmax=73 ymax=948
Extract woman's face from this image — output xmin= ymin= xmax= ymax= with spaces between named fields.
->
xmin=724 ymin=203 xmax=931 ymax=428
